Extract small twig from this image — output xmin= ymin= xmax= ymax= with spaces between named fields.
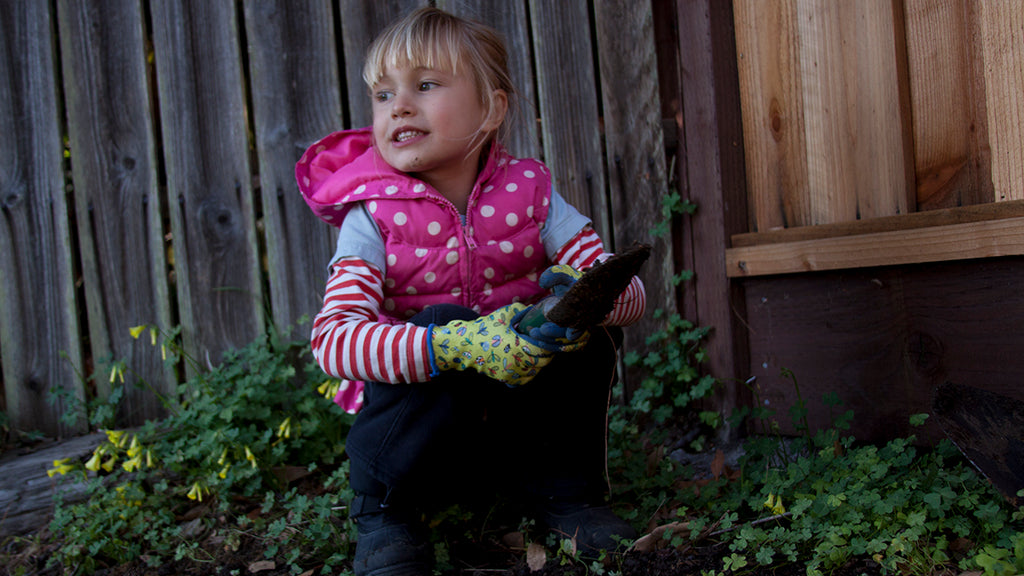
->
xmin=709 ymin=512 xmax=792 ymax=537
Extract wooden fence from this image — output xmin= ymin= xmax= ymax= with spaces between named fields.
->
xmin=726 ymin=0 xmax=1024 ymax=442
xmin=1 ymin=0 xmax=676 ymax=438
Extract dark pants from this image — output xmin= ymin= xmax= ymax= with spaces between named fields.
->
xmin=346 ymin=304 xmax=620 ymax=514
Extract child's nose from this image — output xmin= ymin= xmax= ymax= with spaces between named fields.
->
xmin=391 ymin=94 xmax=415 ymax=118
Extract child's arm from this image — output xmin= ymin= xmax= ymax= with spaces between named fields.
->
xmin=311 ymin=257 xmax=433 ymax=383
xmin=551 ymin=226 xmax=646 ymax=327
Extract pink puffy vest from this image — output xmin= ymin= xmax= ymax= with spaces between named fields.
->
xmin=297 ymin=128 xmax=551 ymax=322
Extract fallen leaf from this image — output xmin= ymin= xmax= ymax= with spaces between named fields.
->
xmin=527 ymin=542 xmax=547 ymax=572
xmin=249 ymin=560 xmax=276 ymax=573
xmin=629 ymin=521 xmax=691 ymax=553
xmin=710 ymin=449 xmax=725 ymax=479
xmin=502 ymin=531 xmax=525 ymax=549
xmin=271 ymin=465 xmax=313 ymax=484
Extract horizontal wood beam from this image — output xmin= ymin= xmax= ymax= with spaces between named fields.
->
xmin=727 ymin=215 xmax=1024 ymax=277
xmin=733 ymin=198 xmax=1024 ymax=247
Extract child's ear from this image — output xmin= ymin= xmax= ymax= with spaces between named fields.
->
xmin=482 ymin=89 xmax=508 ymax=133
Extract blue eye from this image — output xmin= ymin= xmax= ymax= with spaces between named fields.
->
xmin=374 ymin=90 xmax=393 ymax=103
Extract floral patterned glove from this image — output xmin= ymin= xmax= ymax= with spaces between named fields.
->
xmin=429 ymin=303 xmax=554 ymax=386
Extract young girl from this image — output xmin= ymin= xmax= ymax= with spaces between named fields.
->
xmin=297 ymin=7 xmax=645 ymax=575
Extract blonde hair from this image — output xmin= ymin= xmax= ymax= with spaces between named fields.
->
xmin=363 ymin=7 xmax=516 ymax=146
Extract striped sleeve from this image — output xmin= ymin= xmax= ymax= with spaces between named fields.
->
xmin=311 ymin=257 xmax=433 ymax=383
xmin=552 ymin=226 xmax=647 ymax=327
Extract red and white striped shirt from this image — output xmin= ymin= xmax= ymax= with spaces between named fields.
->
xmin=311 ymin=226 xmax=645 ymax=385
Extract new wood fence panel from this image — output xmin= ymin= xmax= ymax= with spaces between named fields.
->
xmin=592 ymin=0 xmax=672 ymax=380
xmin=737 ymin=0 xmax=913 ymax=231
xmin=797 ymin=0 xmax=912 ymax=225
xmin=980 ymin=1 xmax=1024 ymax=202
xmin=243 ymin=1 xmax=342 ymax=331
xmin=438 ymin=0 xmax=540 ymax=160
xmin=734 ymin=0 xmax=809 ymax=232
xmin=338 ymin=0 xmax=428 ymax=130
xmin=0 ymin=3 xmax=85 ymax=436
xmin=903 ymin=0 xmax=993 ymax=211
xmin=56 ymin=0 xmax=173 ymax=422
xmin=150 ymin=0 xmax=264 ymax=368
xmin=528 ymin=0 xmax=609 ymax=239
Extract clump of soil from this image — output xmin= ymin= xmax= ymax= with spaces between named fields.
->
xmin=547 ymin=243 xmax=651 ymax=330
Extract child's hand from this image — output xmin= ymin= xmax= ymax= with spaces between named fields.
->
xmin=539 ymin=264 xmax=582 ymax=296
xmin=429 ymin=303 xmax=555 ymax=386
xmin=518 ymin=318 xmax=589 ymax=352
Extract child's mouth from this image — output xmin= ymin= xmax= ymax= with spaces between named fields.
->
xmin=394 ymin=129 xmax=424 ymax=143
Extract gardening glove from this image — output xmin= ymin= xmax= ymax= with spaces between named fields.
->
xmin=539 ymin=264 xmax=582 ymax=297
xmin=518 ymin=264 xmax=589 ymax=347
xmin=429 ymin=303 xmax=554 ymax=387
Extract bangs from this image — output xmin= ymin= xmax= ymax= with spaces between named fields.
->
xmin=362 ymin=16 xmax=465 ymax=87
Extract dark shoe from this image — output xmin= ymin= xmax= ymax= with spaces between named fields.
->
xmin=540 ymin=501 xmax=637 ymax=555
xmin=352 ymin=509 xmax=432 ymax=576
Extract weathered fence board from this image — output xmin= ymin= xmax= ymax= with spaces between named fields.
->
xmin=676 ymin=0 xmax=751 ymax=437
xmin=529 ymin=0 xmax=609 ymax=240
xmin=150 ymin=0 xmax=264 ymax=367
xmin=592 ymin=0 xmax=672 ymax=385
xmin=56 ymin=0 xmax=173 ymax=422
xmin=0 ymin=3 xmax=85 ymax=437
xmin=243 ymin=1 xmax=341 ymax=331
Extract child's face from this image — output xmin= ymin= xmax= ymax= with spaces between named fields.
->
xmin=371 ymin=65 xmax=501 ymax=189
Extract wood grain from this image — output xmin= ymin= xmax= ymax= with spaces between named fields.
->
xmin=0 ymin=2 xmax=85 ymax=436
xmin=592 ymin=0 xmax=672 ymax=377
xmin=902 ymin=0 xmax=993 ymax=210
xmin=734 ymin=0 xmax=808 ymax=232
xmin=528 ymin=0 xmax=609 ymax=238
xmin=678 ymin=0 xmax=752 ymax=437
xmin=243 ymin=1 xmax=341 ymax=331
xmin=727 ymin=216 xmax=1024 ymax=277
xmin=743 ymin=257 xmax=1024 ymax=444
xmin=979 ymin=1 xmax=1024 ymax=201
xmin=150 ymin=0 xmax=264 ymax=367
xmin=57 ymin=0 xmax=173 ymax=421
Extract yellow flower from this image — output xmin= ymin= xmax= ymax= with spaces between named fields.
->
xmin=47 ymin=458 xmax=75 ymax=477
xmin=186 ymin=482 xmax=207 ymax=502
xmin=277 ymin=417 xmax=292 ymax=439
xmin=127 ymin=435 xmax=142 ymax=458
xmin=145 ymin=449 xmax=155 ymax=468
xmin=130 ymin=325 xmax=147 ymax=339
xmin=218 ymin=464 xmax=230 ymax=479
xmin=105 ymin=429 xmax=127 ymax=448
xmin=101 ymin=454 xmax=117 ymax=472
xmin=245 ymin=446 xmax=258 ymax=469
xmin=764 ymin=493 xmax=786 ymax=515
xmin=217 ymin=447 xmax=228 ymax=466
xmin=149 ymin=327 xmax=158 ymax=346
xmin=317 ymin=380 xmax=341 ymax=399
xmin=85 ymin=448 xmax=104 ymax=472
xmin=122 ymin=453 xmax=143 ymax=473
